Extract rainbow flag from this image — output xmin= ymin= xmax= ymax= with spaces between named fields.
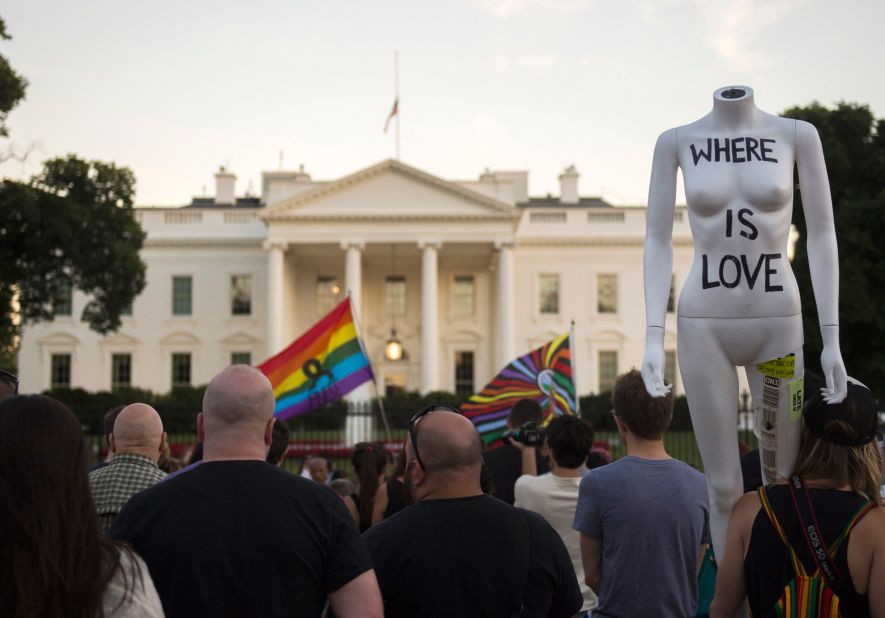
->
xmin=258 ymin=297 xmax=374 ymax=420
xmin=462 ymin=333 xmax=576 ymax=448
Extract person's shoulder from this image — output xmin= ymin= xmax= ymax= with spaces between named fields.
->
xmin=515 ymin=473 xmax=543 ymax=491
xmin=363 ymin=502 xmax=420 ymax=544
xmin=851 ymin=501 xmax=885 ymax=539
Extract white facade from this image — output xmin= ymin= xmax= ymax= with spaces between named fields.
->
xmin=18 ymin=159 xmax=695 ymax=398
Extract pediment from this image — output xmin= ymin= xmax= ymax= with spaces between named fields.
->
xmin=161 ymin=331 xmax=201 ymax=346
xmin=220 ymin=331 xmax=261 ymax=346
xmin=38 ymin=332 xmax=80 ymax=346
xmin=528 ymin=330 xmax=565 ymax=351
xmin=264 ymin=160 xmax=516 ymax=221
xmin=101 ymin=332 xmax=140 ymax=347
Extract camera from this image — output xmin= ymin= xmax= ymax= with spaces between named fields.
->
xmin=502 ymin=421 xmax=544 ymax=446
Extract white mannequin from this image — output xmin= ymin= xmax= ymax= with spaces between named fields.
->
xmin=641 ymin=86 xmax=847 ymax=560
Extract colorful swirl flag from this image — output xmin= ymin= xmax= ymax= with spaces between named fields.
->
xmin=258 ymin=297 xmax=374 ymax=421
xmin=463 ymin=332 xmax=576 ymax=448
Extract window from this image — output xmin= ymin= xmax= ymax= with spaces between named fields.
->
xmin=597 ymin=273 xmax=618 ymax=314
xmin=455 ymin=351 xmax=475 ymax=397
xmin=598 ymin=351 xmax=618 ymax=393
xmin=172 ymin=276 xmax=192 ymax=316
xmin=384 ymin=373 xmax=406 ymax=397
xmin=538 ymin=274 xmax=559 ymax=315
xmin=664 ymin=351 xmax=677 ymax=388
xmin=171 ymin=353 xmax=192 ymax=387
xmin=51 ymin=354 xmax=71 ymax=389
xmin=452 ymin=275 xmax=475 ymax=317
xmin=386 ymin=276 xmax=406 ymax=317
xmin=667 ymin=276 xmax=676 ymax=313
xmin=111 ymin=353 xmax=132 ymax=390
xmin=230 ymin=275 xmax=252 ymax=316
xmin=54 ymin=280 xmax=73 ymax=316
xmin=230 ymin=352 xmax=252 ymax=366
xmin=316 ymin=277 xmax=341 ymax=315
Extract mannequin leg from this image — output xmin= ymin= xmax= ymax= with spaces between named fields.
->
xmin=746 ymin=346 xmax=804 ymax=484
xmin=677 ymin=325 xmax=742 ymax=560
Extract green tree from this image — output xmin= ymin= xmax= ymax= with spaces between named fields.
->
xmin=0 ymin=156 xmax=147 ymax=353
xmin=0 ymin=16 xmax=27 ymax=138
xmin=786 ymin=102 xmax=885 ymax=398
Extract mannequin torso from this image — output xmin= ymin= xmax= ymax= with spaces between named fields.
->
xmin=676 ymin=91 xmax=801 ymax=320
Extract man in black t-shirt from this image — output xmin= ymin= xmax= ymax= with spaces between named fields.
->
xmin=364 ymin=407 xmax=581 ymax=617
xmin=110 ymin=365 xmax=382 ymax=618
xmin=484 ymin=398 xmax=550 ymax=504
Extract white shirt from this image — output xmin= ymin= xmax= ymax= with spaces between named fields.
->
xmin=515 ymin=471 xmax=597 ymax=612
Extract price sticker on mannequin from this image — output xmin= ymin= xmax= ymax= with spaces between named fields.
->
xmin=757 ymin=354 xmax=796 ymax=379
xmin=789 ymin=379 xmax=804 ymax=422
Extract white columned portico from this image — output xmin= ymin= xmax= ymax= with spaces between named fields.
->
xmin=496 ymin=241 xmax=516 ymax=368
xmin=342 ymin=241 xmax=364 ymax=319
xmin=419 ymin=241 xmax=441 ymax=394
xmin=265 ymin=241 xmax=286 ymax=357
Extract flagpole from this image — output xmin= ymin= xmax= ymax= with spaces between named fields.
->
xmin=370 ymin=378 xmax=393 ymax=445
xmin=394 ymin=50 xmax=400 ymax=161
xmin=347 ymin=291 xmax=393 ymax=444
xmin=570 ymin=319 xmax=580 ymax=416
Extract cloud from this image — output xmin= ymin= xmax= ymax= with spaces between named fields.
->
xmin=473 ymin=0 xmax=593 ymax=18
xmin=495 ymin=54 xmax=557 ymax=72
xmin=694 ymin=0 xmax=802 ymax=72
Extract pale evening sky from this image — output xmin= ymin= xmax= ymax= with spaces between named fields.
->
xmin=1 ymin=0 xmax=883 ymax=206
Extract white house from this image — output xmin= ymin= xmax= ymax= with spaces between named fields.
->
xmin=17 ymin=159 xmax=695 ymax=399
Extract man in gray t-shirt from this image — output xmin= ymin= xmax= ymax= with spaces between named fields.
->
xmin=573 ymin=369 xmax=709 ymax=617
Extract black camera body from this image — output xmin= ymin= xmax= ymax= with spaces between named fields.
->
xmin=502 ymin=421 xmax=544 ymax=446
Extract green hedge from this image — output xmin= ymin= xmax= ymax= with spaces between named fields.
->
xmin=46 ymin=386 xmax=693 ymax=435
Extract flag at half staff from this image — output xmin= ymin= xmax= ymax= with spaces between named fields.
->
xmin=258 ymin=297 xmax=373 ymax=421
xmin=462 ymin=333 xmax=576 ymax=449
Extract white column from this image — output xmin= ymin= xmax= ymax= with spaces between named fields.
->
xmin=420 ymin=241 xmax=441 ymax=394
xmin=265 ymin=242 xmax=286 ymax=357
xmin=342 ymin=241 xmax=364 ymax=319
xmin=496 ymin=241 xmax=516 ymax=368
xmin=342 ymin=241 xmax=372 ymax=443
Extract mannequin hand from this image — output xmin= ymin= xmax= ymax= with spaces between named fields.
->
xmin=820 ymin=345 xmax=847 ymax=404
xmin=641 ymin=344 xmax=672 ymax=398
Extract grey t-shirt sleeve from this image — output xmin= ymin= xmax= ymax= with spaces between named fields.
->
xmin=572 ymin=471 xmax=601 ymax=538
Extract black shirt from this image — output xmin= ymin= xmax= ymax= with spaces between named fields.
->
xmin=484 ymin=444 xmax=550 ymax=505
xmin=744 ymin=485 xmax=871 ymax=616
xmin=109 ymin=460 xmax=373 ymax=618
xmin=383 ymin=478 xmax=407 ymax=520
xmin=363 ymin=494 xmax=582 ymax=618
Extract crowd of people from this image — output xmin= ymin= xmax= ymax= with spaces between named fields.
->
xmin=0 ymin=364 xmax=883 ymax=617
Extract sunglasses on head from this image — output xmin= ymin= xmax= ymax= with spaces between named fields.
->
xmin=408 ymin=404 xmax=462 ymax=470
xmin=0 ymin=370 xmax=18 ymax=395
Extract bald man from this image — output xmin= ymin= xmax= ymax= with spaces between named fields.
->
xmin=109 ymin=365 xmax=382 ymax=618
xmin=363 ymin=407 xmax=583 ymax=617
xmin=89 ymin=403 xmax=168 ymax=531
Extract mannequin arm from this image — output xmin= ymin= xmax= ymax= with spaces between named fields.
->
xmin=642 ymin=129 xmax=678 ymax=396
xmin=795 ymin=120 xmax=847 ymax=403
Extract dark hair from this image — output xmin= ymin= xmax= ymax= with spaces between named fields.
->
xmin=103 ymin=405 xmax=126 ymax=438
xmin=545 ymin=415 xmax=594 ymax=468
xmin=612 ymin=369 xmax=673 ymax=440
xmin=266 ymin=421 xmax=290 ymax=465
xmin=509 ymin=398 xmax=545 ymax=428
xmin=0 ymin=395 xmax=140 ymax=617
xmin=188 ymin=442 xmax=204 ymax=465
xmin=351 ymin=442 xmax=387 ymax=530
